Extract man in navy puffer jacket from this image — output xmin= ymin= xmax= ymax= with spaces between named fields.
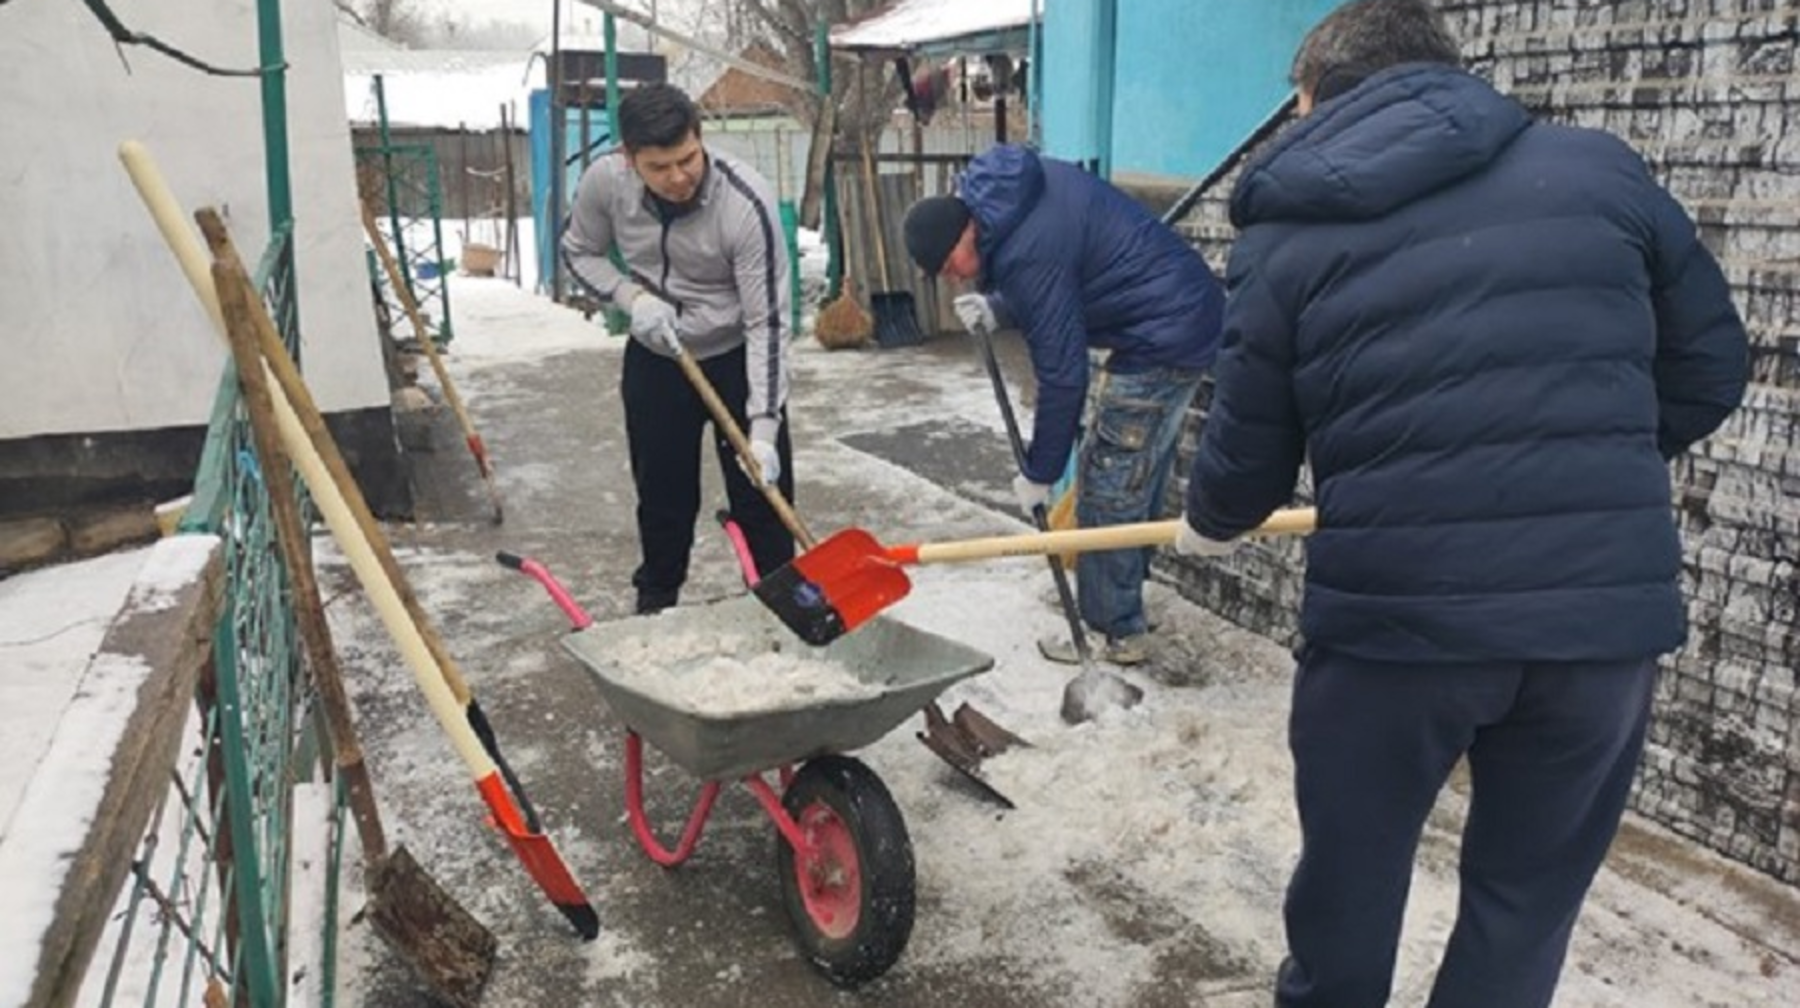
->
xmin=903 ymin=145 xmax=1223 ymax=667
xmin=1173 ymin=1 xmax=1749 ymax=1005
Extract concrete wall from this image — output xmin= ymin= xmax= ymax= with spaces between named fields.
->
xmin=1164 ymin=0 xmax=1800 ymax=884
xmin=0 ymin=0 xmax=386 ymax=438
xmin=1041 ymin=0 xmax=1334 ymax=180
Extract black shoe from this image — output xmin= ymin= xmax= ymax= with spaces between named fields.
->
xmin=635 ymin=591 xmax=678 ymax=616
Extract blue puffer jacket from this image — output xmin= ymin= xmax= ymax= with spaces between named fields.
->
xmin=1185 ymin=64 xmax=1748 ymax=663
xmin=963 ymin=146 xmax=1223 ymax=483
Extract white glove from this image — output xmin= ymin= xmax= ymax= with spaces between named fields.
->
xmin=748 ymin=438 xmax=781 ymax=486
xmin=1013 ymin=474 xmax=1052 ymax=513
xmin=628 ymin=292 xmax=681 ymax=353
xmin=1173 ymin=517 xmax=1239 ymax=558
xmin=745 ymin=417 xmax=782 ymax=486
xmin=953 ymin=293 xmax=998 ymax=335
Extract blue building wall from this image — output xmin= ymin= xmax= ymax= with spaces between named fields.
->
xmin=1043 ymin=0 xmax=1339 ymax=181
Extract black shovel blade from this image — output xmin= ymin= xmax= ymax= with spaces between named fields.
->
xmin=752 ymin=560 xmax=848 ymax=646
xmin=871 ymin=292 xmax=922 ymax=348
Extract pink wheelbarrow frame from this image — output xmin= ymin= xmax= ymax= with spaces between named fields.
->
xmin=497 ymin=515 xmax=993 ymax=987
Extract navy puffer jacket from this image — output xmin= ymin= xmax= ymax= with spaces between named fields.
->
xmin=963 ymin=146 xmax=1223 ymax=483
xmin=1185 ymin=64 xmax=1748 ymax=663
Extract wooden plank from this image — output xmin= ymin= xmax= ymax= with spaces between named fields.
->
xmin=22 ymin=535 xmax=223 ymax=1008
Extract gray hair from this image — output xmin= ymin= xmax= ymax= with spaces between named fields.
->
xmin=1290 ymin=0 xmax=1463 ymax=93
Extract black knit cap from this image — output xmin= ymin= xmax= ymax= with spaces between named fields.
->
xmin=903 ymin=195 xmax=972 ymax=275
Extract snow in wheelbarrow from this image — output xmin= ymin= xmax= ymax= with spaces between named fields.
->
xmin=561 ymin=594 xmax=994 ymax=781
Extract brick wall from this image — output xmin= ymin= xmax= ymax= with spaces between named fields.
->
xmin=1161 ymin=0 xmax=1800 ymax=882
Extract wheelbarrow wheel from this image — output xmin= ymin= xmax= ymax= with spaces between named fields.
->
xmin=776 ymin=755 xmax=915 ymax=987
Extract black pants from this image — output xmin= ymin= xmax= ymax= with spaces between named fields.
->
xmin=621 ymin=339 xmax=795 ymax=609
xmin=1275 ymin=646 xmax=1659 ymax=1008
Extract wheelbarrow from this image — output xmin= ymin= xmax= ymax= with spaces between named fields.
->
xmin=497 ymin=549 xmax=994 ymax=987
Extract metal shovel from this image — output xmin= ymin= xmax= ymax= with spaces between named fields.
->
xmin=966 ymin=322 xmax=1143 ymax=724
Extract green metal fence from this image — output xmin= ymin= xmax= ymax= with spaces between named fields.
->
xmin=355 ymin=141 xmax=457 ymax=346
xmin=89 ymin=226 xmax=346 ymax=1008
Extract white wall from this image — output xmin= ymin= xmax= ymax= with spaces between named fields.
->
xmin=0 ymin=1 xmax=386 ymax=439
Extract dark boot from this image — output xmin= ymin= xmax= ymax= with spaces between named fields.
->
xmin=635 ymin=589 xmax=678 ymax=616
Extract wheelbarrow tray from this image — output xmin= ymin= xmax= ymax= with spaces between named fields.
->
xmin=562 ymin=595 xmax=994 ymax=780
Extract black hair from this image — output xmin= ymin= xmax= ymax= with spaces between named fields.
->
xmin=617 ymin=83 xmax=702 ymax=151
xmin=1291 ymin=0 xmax=1462 ymax=95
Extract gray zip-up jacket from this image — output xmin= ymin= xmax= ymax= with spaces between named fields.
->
xmin=561 ymin=148 xmax=791 ymax=431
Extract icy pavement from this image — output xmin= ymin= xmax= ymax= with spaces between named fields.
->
xmin=317 ymin=276 xmax=1795 ymax=1006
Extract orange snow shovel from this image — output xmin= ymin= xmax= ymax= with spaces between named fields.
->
xmin=754 ymin=509 xmax=1318 ymax=646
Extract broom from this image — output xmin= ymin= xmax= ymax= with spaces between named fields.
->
xmin=814 ymin=270 xmax=873 ymax=350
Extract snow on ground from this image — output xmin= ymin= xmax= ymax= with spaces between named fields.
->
xmin=0 ymin=536 xmax=219 ymax=1008
xmin=2 ymin=263 xmax=1789 ymax=1004
xmin=332 ymin=274 xmax=1794 ymax=1006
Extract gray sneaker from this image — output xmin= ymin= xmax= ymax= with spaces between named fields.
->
xmin=1036 ymin=633 xmax=1150 ymax=667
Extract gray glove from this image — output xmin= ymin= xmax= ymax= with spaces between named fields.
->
xmin=953 ymin=293 xmax=998 ymax=335
xmin=1173 ymin=516 xmax=1239 ymax=558
xmin=628 ymin=292 xmax=681 ymax=354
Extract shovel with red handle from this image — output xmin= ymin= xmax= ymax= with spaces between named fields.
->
xmin=752 ymin=508 xmax=1319 ymax=647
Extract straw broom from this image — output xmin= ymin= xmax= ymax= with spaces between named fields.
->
xmin=814 ymin=271 xmax=873 ymax=350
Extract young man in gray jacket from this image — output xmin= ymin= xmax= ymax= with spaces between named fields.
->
xmin=562 ymin=83 xmax=794 ymax=614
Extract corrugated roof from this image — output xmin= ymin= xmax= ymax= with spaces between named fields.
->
xmin=831 ymin=0 xmax=1034 ymax=52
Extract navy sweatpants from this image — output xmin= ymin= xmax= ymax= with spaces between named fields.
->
xmin=621 ymin=339 xmax=794 ymax=609
xmin=1275 ymin=646 xmax=1659 ymax=1008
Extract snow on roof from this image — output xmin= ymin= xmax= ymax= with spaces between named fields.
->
xmin=831 ymin=0 xmax=1035 ymax=52
xmin=343 ymin=52 xmax=538 ymax=130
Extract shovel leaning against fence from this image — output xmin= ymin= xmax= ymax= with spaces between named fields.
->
xmin=210 ymin=249 xmax=497 ymax=1007
xmin=120 ymin=141 xmax=599 ymax=942
xmin=361 ymin=201 xmax=505 ymax=524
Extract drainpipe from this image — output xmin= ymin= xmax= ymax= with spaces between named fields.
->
xmin=550 ymin=0 xmax=565 ymax=301
xmin=1094 ymin=0 xmax=1117 ymax=179
xmin=1027 ymin=0 xmax=1042 ymax=146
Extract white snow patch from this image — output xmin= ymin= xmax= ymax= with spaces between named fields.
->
xmin=0 ymin=654 xmax=155 ymax=1008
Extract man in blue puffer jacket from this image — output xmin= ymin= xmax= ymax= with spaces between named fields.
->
xmin=902 ymin=145 xmax=1224 ymax=666
xmin=1172 ymin=2 xmax=1748 ymax=1006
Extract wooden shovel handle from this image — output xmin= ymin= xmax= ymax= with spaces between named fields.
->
xmin=119 ymin=142 xmax=494 ymax=780
xmin=909 ymin=508 xmax=1318 ymax=565
xmin=858 ymin=135 xmax=891 ymax=286
xmin=360 ymin=203 xmax=485 ymax=468
xmin=212 ymin=247 xmax=388 ymax=866
xmin=190 ymin=212 xmax=479 ymax=708
xmin=671 ymin=348 xmax=817 ymax=549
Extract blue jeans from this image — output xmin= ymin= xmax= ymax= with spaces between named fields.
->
xmin=1074 ymin=366 xmax=1203 ymax=639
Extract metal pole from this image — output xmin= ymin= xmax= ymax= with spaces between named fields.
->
xmin=374 ymin=75 xmax=411 ymax=298
xmin=549 ymin=0 xmax=566 ymax=302
xmin=255 ymin=0 xmax=292 ymax=228
xmin=816 ymin=22 xmax=841 ymax=299
xmin=604 ymin=12 xmax=621 ymax=142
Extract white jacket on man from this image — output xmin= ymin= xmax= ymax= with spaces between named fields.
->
xmin=561 ymin=148 xmax=792 ymax=437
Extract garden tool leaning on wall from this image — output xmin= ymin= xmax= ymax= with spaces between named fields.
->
xmin=210 ymin=240 xmax=497 ymax=1007
xmin=120 ymin=141 xmax=599 ymax=942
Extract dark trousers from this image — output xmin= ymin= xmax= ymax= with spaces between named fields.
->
xmin=1275 ymin=646 xmax=1659 ymax=1008
xmin=621 ymin=340 xmax=794 ymax=608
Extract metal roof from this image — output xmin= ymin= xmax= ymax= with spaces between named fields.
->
xmin=831 ymin=0 xmax=1035 ymax=53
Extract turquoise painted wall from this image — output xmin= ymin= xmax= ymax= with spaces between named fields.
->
xmin=1041 ymin=0 xmax=1110 ymax=169
xmin=1044 ymin=0 xmax=1341 ymax=181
